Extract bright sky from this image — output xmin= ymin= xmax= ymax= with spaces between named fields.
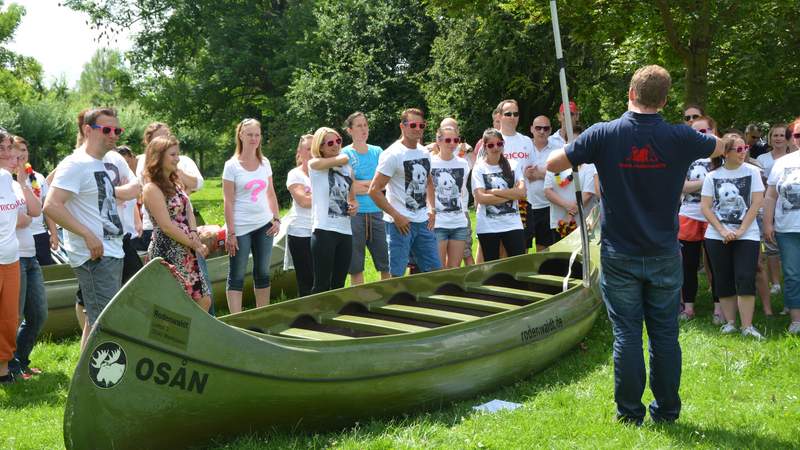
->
xmin=6 ymin=0 xmax=133 ymax=87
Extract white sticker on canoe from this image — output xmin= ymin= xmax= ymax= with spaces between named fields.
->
xmin=88 ymin=341 xmax=127 ymax=389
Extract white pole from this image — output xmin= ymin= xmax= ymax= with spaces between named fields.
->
xmin=549 ymin=0 xmax=590 ymax=286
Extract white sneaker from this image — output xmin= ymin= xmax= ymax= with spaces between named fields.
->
xmin=780 ymin=307 xmax=789 ymax=315
xmin=741 ymin=326 xmax=765 ymax=340
xmin=720 ymin=323 xmax=738 ymax=334
xmin=788 ymin=322 xmax=800 ymax=335
xmin=770 ymin=283 xmax=782 ymax=295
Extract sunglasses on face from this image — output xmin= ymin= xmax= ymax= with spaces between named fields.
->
xmin=793 ymin=133 xmax=800 ymax=139
xmin=438 ymin=136 xmax=461 ymax=144
xmin=503 ymin=111 xmax=520 ymax=117
xmin=733 ymin=145 xmax=750 ymax=153
xmin=90 ymin=124 xmax=124 ymax=136
xmin=323 ymin=138 xmax=342 ymax=147
xmin=485 ymin=141 xmax=505 ymax=149
xmin=533 ymin=125 xmax=551 ymax=132
xmin=403 ymin=121 xmax=426 ymax=129
xmin=696 ymin=128 xmax=710 ymax=134
xmin=684 ymin=114 xmax=701 ymax=122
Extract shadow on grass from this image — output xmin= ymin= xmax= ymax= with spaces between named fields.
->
xmin=653 ymin=421 xmax=796 ymax=449
xmin=0 ymin=370 xmax=71 ymax=409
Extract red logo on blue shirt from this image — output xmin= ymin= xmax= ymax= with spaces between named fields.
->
xmin=619 ymin=145 xmax=666 ymax=169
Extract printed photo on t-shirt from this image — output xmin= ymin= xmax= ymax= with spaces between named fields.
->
xmin=95 ymin=171 xmax=123 ymax=238
xmin=712 ymin=176 xmax=751 ymax=225
xmin=684 ymin=160 xmax=712 ymax=204
xmin=432 ymin=167 xmax=464 ymax=213
xmin=779 ymin=166 xmax=800 ymax=212
xmin=403 ymin=158 xmax=430 ymax=211
xmin=327 ymin=167 xmax=352 ymax=218
xmin=104 ymin=162 xmax=121 ymax=186
xmin=482 ymin=172 xmax=516 ymax=217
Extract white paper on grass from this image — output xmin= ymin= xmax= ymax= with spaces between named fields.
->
xmin=472 ymin=399 xmax=522 ymax=413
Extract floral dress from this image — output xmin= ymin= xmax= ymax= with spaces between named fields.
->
xmin=147 ymin=187 xmax=210 ymax=300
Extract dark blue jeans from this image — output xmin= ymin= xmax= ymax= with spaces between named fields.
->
xmin=11 ymin=257 xmax=47 ymax=372
xmin=227 ymin=223 xmax=274 ymax=291
xmin=600 ymin=251 xmax=683 ymax=423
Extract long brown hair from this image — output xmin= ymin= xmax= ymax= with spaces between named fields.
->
xmin=143 ymin=122 xmax=172 ymax=147
xmin=482 ymin=128 xmax=513 ymax=184
xmin=144 ymin=135 xmax=181 ymax=198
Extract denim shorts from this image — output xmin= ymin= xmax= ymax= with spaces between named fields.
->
xmin=434 ymin=226 xmax=470 ymax=242
xmin=74 ymin=257 xmax=123 ymax=326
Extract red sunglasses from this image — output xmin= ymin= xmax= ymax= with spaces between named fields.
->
xmin=792 ymin=133 xmax=800 ymax=139
xmin=697 ymin=128 xmax=710 ymax=134
xmin=90 ymin=124 xmax=124 ymax=136
xmin=485 ymin=141 xmax=505 ymax=149
xmin=733 ymin=145 xmax=750 ymax=153
xmin=323 ymin=138 xmax=342 ymax=147
xmin=438 ymin=136 xmax=461 ymax=144
xmin=403 ymin=121 xmax=426 ymax=130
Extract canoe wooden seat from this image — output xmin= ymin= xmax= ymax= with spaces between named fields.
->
xmin=423 ymin=294 xmax=520 ymax=313
xmin=372 ymin=304 xmax=478 ymax=325
xmin=326 ymin=315 xmax=429 ymax=335
xmin=278 ymin=328 xmax=353 ymax=341
xmin=517 ymin=274 xmax=581 ymax=288
xmin=468 ymin=285 xmax=550 ymax=302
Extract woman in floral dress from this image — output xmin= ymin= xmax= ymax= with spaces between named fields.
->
xmin=143 ymin=135 xmax=211 ymax=311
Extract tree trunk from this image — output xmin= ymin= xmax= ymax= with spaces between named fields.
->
xmin=684 ymin=50 xmax=709 ymax=109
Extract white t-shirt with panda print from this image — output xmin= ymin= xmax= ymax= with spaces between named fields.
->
xmin=767 ymin=150 xmax=800 ymax=233
xmin=376 ymin=141 xmax=432 ymax=224
xmin=309 ymin=164 xmax=353 ymax=235
xmin=431 ymin=154 xmax=469 ymax=229
xmin=471 ymin=160 xmax=524 ymax=234
xmin=701 ymin=163 xmax=764 ymax=242
xmin=679 ymin=158 xmax=713 ymax=221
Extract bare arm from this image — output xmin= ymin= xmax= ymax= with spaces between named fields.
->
xmin=474 ymin=188 xmax=515 ymax=205
xmin=737 ymin=191 xmax=763 ymax=238
xmin=178 ymin=170 xmax=199 ymax=192
xmin=545 ymin=187 xmax=576 ymax=210
xmin=490 ymin=179 xmax=526 ymax=201
xmin=762 ymin=185 xmax=778 ymax=243
xmin=266 ymin=176 xmax=281 ymax=235
xmin=682 ymin=179 xmax=703 ymax=194
xmin=44 ymin=187 xmax=104 ymax=259
xmin=701 ymin=195 xmax=734 ymax=242
xmin=288 ymin=184 xmax=312 ymax=209
xmin=368 ymin=173 xmax=401 ymax=219
xmin=352 ymin=179 xmax=371 ymax=195
xmin=546 ymin=149 xmax=573 ymax=174
xmin=16 ymin=211 xmax=32 ymax=228
xmin=114 ymin=179 xmax=141 ymax=201
xmin=309 ymin=154 xmax=349 ymax=170
xmin=143 ymin=184 xmax=200 ymax=250
xmin=709 ymin=136 xmax=726 ymax=159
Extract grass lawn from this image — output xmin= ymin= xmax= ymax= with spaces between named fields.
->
xmin=2 ymin=179 xmax=799 ymax=449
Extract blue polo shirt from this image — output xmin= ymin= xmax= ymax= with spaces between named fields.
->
xmin=566 ymin=111 xmax=716 ymax=256
xmin=342 ymin=144 xmax=383 ymax=213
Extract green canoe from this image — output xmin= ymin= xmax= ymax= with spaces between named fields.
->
xmin=41 ymin=226 xmax=297 ymax=338
xmin=63 ymin=215 xmax=602 ymax=449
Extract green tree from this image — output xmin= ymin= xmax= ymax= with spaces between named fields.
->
xmin=0 ymin=1 xmax=43 ymax=104
xmin=78 ymin=48 xmax=136 ymax=105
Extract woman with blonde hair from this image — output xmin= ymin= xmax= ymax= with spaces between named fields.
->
xmin=430 ymin=125 xmax=470 ymax=268
xmin=222 ymin=118 xmax=280 ymax=312
xmin=308 ymin=127 xmax=357 ymax=293
xmin=284 ymin=134 xmax=314 ymax=296
xmin=143 ymin=135 xmax=211 ymax=311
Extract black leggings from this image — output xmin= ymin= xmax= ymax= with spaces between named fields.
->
xmin=478 ymin=229 xmax=526 ymax=262
xmin=288 ymin=235 xmax=314 ymax=297
xmin=704 ymin=239 xmax=760 ymax=297
xmin=680 ymin=240 xmax=718 ymax=304
xmin=310 ymin=229 xmax=352 ymax=294
xmin=33 ymin=232 xmax=55 ymax=266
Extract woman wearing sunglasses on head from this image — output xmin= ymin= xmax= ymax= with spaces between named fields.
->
xmin=678 ymin=116 xmax=722 ymax=323
xmin=701 ymin=135 xmax=765 ymax=339
xmin=308 ymin=127 xmax=357 ymax=293
xmin=430 ymin=126 xmax=470 ymax=268
xmin=284 ymin=134 xmax=314 ymax=297
xmin=222 ymin=118 xmax=280 ymax=313
xmin=471 ymin=128 xmax=526 ymax=262
xmin=763 ymin=117 xmax=800 ymax=334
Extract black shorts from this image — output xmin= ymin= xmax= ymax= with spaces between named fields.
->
xmin=526 ymin=205 xmax=556 ymax=248
xmin=704 ymin=239 xmax=759 ymax=297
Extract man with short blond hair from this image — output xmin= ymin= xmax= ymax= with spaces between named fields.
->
xmin=547 ymin=65 xmax=726 ymax=425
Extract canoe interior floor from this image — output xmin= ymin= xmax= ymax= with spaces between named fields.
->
xmin=261 ymin=268 xmax=581 ymax=341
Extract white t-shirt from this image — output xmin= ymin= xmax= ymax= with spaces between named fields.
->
xmin=309 ymin=164 xmax=353 ymax=235
xmin=431 ymin=154 xmax=469 ymax=229
xmin=525 ymin=141 xmax=559 ymax=208
xmin=756 ymin=152 xmax=781 ymax=180
xmin=21 ymin=171 xmax=49 ymax=235
xmin=136 ymin=154 xmax=204 ymax=230
xmin=543 ymin=164 xmax=597 ymax=229
xmin=98 ymin=150 xmax=137 ymax=237
xmin=501 ymin=132 xmax=534 ymax=167
xmin=548 ymin=130 xmax=566 ymax=149
xmin=0 ymin=170 xmax=21 ymax=264
xmin=285 ymin=166 xmax=313 ymax=237
xmin=471 ymin=161 xmax=524 ymax=234
xmin=13 ymin=182 xmax=36 ymax=258
xmin=376 ymin=141 xmax=432 ymax=223
xmin=767 ymin=150 xmax=800 ymax=233
xmin=702 ymin=163 xmax=764 ymax=241
xmin=51 ymin=152 xmax=125 ymax=267
xmin=221 ymin=157 xmax=275 ymax=236
xmin=679 ymin=158 xmax=714 ymax=221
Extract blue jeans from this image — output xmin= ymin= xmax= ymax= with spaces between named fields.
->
xmin=10 ymin=257 xmax=47 ymax=371
xmin=386 ymin=221 xmax=442 ymax=277
xmin=227 ymin=223 xmax=274 ymax=291
xmin=600 ymin=251 xmax=683 ymax=423
xmin=776 ymin=232 xmax=800 ymax=309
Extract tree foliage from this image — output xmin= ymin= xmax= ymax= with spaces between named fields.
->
xmin=0 ymin=1 xmax=43 ymax=103
xmin=78 ymin=48 xmax=136 ymax=105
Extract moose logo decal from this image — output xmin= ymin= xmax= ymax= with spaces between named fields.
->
xmin=88 ymin=342 xmax=127 ymax=389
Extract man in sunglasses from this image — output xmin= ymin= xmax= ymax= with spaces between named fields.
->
xmin=496 ymin=99 xmax=534 ymax=248
xmin=524 ymin=115 xmax=559 ymax=251
xmin=44 ymin=108 xmax=129 ymax=351
xmin=547 ymin=65 xmax=726 ymax=426
xmin=745 ymin=124 xmax=769 ymax=159
xmin=549 ymin=101 xmax=581 ymax=148
xmin=369 ymin=108 xmax=442 ymax=277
